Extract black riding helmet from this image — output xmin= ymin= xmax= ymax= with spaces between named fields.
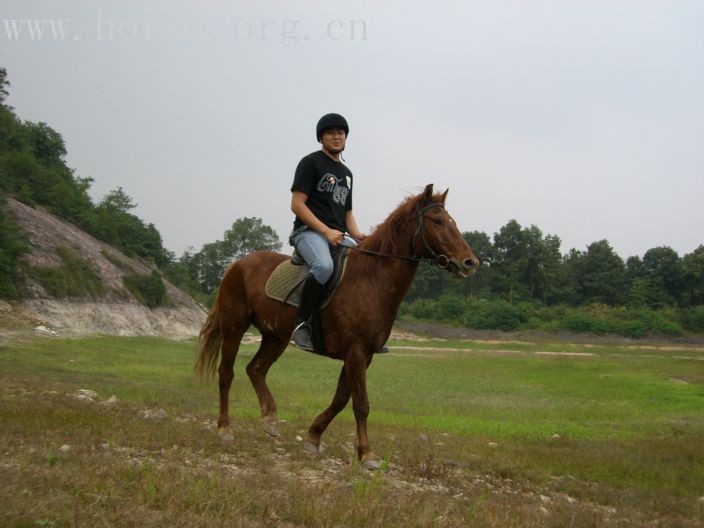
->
xmin=316 ymin=113 xmax=349 ymax=142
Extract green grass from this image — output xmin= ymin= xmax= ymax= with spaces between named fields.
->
xmin=1 ymin=335 xmax=703 ymax=526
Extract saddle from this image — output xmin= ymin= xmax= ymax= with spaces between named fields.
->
xmin=264 ymin=247 xmax=349 ymax=309
xmin=265 ymin=248 xmax=350 ymax=356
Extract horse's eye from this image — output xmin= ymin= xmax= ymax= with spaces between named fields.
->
xmin=432 ymin=218 xmax=442 ymax=225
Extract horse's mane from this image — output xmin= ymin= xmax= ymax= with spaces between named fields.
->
xmin=350 ymin=189 xmax=444 ymax=276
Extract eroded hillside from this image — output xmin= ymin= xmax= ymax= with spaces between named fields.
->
xmin=4 ymin=198 xmax=206 ymax=337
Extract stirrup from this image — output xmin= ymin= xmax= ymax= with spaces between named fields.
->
xmin=291 ymin=322 xmax=314 ymax=352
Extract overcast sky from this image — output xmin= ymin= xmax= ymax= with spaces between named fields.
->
xmin=3 ymin=0 xmax=703 ymax=259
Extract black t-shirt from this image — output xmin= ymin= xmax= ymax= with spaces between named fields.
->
xmin=291 ymin=150 xmax=353 ymax=232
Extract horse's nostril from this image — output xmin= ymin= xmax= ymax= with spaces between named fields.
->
xmin=462 ymin=258 xmax=475 ymax=269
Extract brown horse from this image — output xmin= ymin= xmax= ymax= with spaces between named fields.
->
xmin=196 ymin=184 xmax=479 ymax=469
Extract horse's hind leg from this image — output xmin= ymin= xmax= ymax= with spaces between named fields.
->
xmin=218 ymin=328 xmax=246 ymax=442
xmin=246 ymin=334 xmax=288 ymax=437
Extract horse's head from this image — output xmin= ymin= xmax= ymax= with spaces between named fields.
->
xmin=413 ymin=184 xmax=480 ymax=278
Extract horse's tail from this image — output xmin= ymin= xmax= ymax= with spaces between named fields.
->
xmin=195 ymin=291 xmax=223 ymax=380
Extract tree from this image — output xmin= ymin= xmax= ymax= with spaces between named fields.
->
xmin=94 ymin=187 xmax=171 ymax=267
xmin=406 ymin=264 xmax=449 ymax=301
xmin=570 ymin=240 xmax=627 ymax=305
xmin=682 ymin=245 xmax=704 ymax=306
xmin=460 ymin=230 xmax=493 ymax=298
xmin=642 ymin=246 xmax=683 ymax=307
xmin=625 ymin=255 xmax=647 ymax=307
xmin=222 ymin=217 xmax=282 ymax=260
xmin=492 ymin=220 xmax=527 ymax=304
xmin=522 ymin=225 xmax=545 ymax=300
xmin=0 ymin=67 xmax=10 ymax=104
xmin=536 ymin=234 xmax=563 ymax=306
xmin=25 ymin=122 xmax=66 ymax=162
xmin=188 ymin=217 xmax=282 ymax=296
xmin=99 ymin=187 xmax=137 ymax=213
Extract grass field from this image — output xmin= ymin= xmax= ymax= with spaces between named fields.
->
xmin=1 ymin=334 xmax=703 ymax=527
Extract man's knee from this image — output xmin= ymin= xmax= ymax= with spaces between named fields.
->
xmin=311 ymin=260 xmax=334 ymax=284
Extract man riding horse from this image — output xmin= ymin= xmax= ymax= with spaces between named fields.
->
xmin=289 ymin=113 xmax=367 ymax=352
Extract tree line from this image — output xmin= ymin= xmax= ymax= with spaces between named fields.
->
xmin=409 ymin=220 xmax=704 ymax=310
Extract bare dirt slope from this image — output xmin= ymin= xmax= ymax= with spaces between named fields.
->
xmin=5 ymin=198 xmax=206 ymax=338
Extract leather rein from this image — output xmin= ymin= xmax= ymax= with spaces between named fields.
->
xmin=347 ymin=202 xmax=451 ymax=269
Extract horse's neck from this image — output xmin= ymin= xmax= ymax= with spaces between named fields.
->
xmin=350 ymin=252 xmax=419 ymax=312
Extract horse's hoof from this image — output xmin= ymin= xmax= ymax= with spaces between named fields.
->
xmin=218 ymin=427 xmax=234 ymax=443
xmin=361 ymin=456 xmax=382 ymax=470
xmin=262 ymin=421 xmax=280 ymax=438
xmin=303 ymin=442 xmax=321 ymax=454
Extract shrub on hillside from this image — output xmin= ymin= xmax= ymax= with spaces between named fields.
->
xmin=28 ymin=245 xmax=105 ymax=299
xmin=0 ymin=200 xmax=29 ymax=298
xmin=123 ymin=270 xmax=169 ymax=309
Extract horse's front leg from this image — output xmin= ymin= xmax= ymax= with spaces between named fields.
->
xmin=346 ymin=348 xmax=380 ymax=470
xmin=305 ymin=365 xmax=351 ymax=452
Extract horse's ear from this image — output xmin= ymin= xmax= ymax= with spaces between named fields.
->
xmin=440 ymin=188 xmax=449 ymax=204
xmin=423 ymin=184 xmax=434 ymax=201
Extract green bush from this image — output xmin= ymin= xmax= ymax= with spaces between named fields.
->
xmin=123 ymin=270 xmax=169 ymax=308
xmin=434 ymin=295 xmax=465 ymax=320
xmin=563 ymin=312 xmax=615 ymax=334
xmin=622 ymin=308 xmax=682 ymax=337
xmin=560 ymin=305 xmax=683 ymax=337
xmin=28 ymin=245 xmax=105 ymax=299
xmin=617 ymin=319 xmax=650 ymax=338
xmin=681 ymin=306 xmax=704 ymax=333
xmin=399 ymin=296 xmax=701 ymax=337
xmin=463 ymin=299 xmax=526 ymax=331
xmin=406 ymin=299 xmax=437 ymax=320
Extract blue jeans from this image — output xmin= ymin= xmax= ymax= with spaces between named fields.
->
xmin=291 ymin=228 xmax=356 ymax=285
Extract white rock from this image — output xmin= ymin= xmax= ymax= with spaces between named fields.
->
xmin=551 ymin=434 xmax=561 ymax=440
xmin=140 ymin=408 xmax=168 ymax=420
xmin=540 ymin=495 xmax=552 ymax=503
xmin=539 ymin=506 xmax=550 ymax=516
xmin=100 ymin=395 xmax=119 ymax=406
xmin=73 ymin=389 xmax=98 ymax=401
xmin=488 ymin=442 xmax=498 ymax=448
xmin=34 ymin=325 xmax=58 ymax=336
xmin=58 ymin=444 xmax=71 ymax=453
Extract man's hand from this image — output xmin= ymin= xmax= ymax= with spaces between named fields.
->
xmin=324 ymin=228 xmax=345 ymax=246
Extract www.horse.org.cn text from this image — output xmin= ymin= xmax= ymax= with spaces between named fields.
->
xmin=2 ymin=12 xmax=369 ymax=47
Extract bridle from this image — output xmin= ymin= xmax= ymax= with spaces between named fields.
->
xmin=348 ymin=202 xmax=451 ymax=269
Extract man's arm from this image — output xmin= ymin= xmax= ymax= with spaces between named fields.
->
xmin=291 ymin=191 xmax=344 ymax=245
xmin=346 ymin=210 xmax=367 ymax=242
